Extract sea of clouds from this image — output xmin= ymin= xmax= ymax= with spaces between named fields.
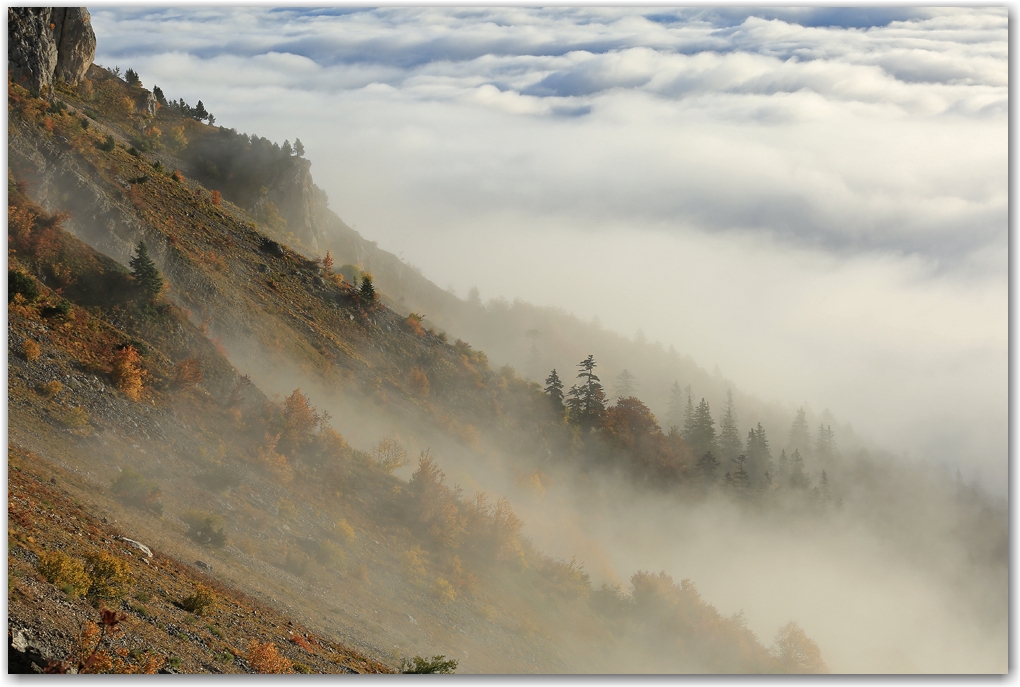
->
xmin=91 ymin=7 xmax=1007 ymax=489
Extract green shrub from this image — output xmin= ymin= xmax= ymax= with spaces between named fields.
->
xmin=111 ymin=467 xmax=163 ymax=515
xmin=400 ymin=655 xmax=458 ymax=674
xmin=180 ymin=583 xmax=217 ymax=616
xmin=40 ymin=299 xmax=71 ymax=318
xmin=9 ymin=270 xmax=39 ymax=302
xmin=183 ymin=511 xmax=227 ymax=546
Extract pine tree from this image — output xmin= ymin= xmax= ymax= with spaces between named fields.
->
xmin=815 ymin=424 xmax=835 ymax=465
xmin=544 ymin=369 xmax=565 ymax=414
xmin=681 ymin=385 xmax=695 ymax=441
xmin=789 ymin=407 xmax=811 ymax=457
xmin=193 ymin=100 xmax=209 ymax=121
xmin=612 ymin=369 xmax=637 ymax=399
xmin=294 ymin=138 xmax=305 ymax=157
xmin=566 ymin=355 xmax=606 ymax=431
xmin=820 ymin=470 xmax=831 ymax=503
xmin=152 ymin=85 xmax=167 ymax=106
xmin=686 ymin=398 xmax=716 ymax=458
xmin=776 ymin=449 xmax=790 ymax=484
xmin=665 ymin=380 xmax=684 ymax=433
xmin=696 ymin=451 xmax=720 ymax=483
xmin=129 ymin=240 xmax=164 ymax=301
xmin=744 ymin=423 xmax=774 ymax=484
xmin=719 ymin=389 xmax=741 ymax=464
xmin=359 ymin=272 xmax=376 ymax=304
xmin=731 ymin=455 xmax=752 ymax=493
xmin=282 ymin=139 xmax=293 ymax=156
xmin=125 ymin=68 xmax=140 ymax=87
xmin=789 ymin=449 xmax=808 ymax=489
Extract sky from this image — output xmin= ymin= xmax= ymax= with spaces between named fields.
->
xmin=89 ymin=6 xmax=1008 ymax=489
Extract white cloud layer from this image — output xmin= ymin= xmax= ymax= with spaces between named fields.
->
xmin=90 ymin=7 xmax=1007 ymax=488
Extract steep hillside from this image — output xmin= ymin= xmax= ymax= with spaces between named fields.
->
xmin=8 ymin=13 xmax=1006 ymax=673
xmin=8 ymin=65 xmax=831 ymax=673
xmin=9 ymin=446 xmax=391 ymax=675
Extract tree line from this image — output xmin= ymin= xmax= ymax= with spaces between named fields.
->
xmin=543 ymin=356 xmax=841 ymax=506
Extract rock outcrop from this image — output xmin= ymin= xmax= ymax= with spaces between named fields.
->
xmin=266 ymin=157 xmax=326 ymax=253
xmin=138 ymin=89 xmax=158 ymax=117
xmin=8 ymin=7 xmax=96 ymax=94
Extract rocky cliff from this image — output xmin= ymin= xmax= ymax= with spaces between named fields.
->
xmin=8 ymin=7 xmax=96 ymax=94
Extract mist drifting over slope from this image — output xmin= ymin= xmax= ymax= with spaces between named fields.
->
xmin=90 ymin=6 xmax=1007 ymax=492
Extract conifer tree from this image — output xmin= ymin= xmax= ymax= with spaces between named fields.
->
xmin=815 ymin=424 xmax=835 ymax=465
xmin=129 ymin=240 xmax=164 ymax=301
xmin=612 ymin=369 xmax=637 ymax=399
xmin=565 ymin=355 xmax=606 ymax=431
xmin=789 ymin=407 xmax=811 ymax=456
xmin=820 ymin=470 xmax=831 ymax=503
xmin=282 ymin=139 xmax=293 ymax=156
xmin=789 ymin=449 xmax=809 ymax=489
xmin=359 ymin=273 xmax=376 ymax=303
xmin=731 ymin=455 xmax=752 ymax=493
xmin=696 ymin=451 xmax=720 ymax=483
xmin=665 ymin=380 xmax=684 ymax=433
xmin=686 ymin=398 xmax=716 ymax=458
xmin=544 ymin=369 xmax=565 ymax=414
xmin=681 ymin=385 xmax=695 ymax=440
xmin=776 ymin=449 xmax=790 ymax=484
xmin=744 ymin=422 xmax=774 ymax=484
xmin=294 ymin=138 xmax=305 ymax=157
xmin=194 ymin=100 xmax=209 ymax=121
xmin=719 ymin=389 xmax=741 ymax=464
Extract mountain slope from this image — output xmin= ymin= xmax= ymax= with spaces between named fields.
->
xmin=8 ymin=17 xmax=1006 ymax=672
xmin=8 ymin=63 xmax=829 ymax=673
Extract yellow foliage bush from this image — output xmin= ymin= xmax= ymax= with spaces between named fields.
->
xmin=38 ymin=550 xmax=91 ymax=597
xmin=40 ymin=380 xmax=63 ymax=398
xmin=167 ymin=126 xmax=187 ymax=153
xmin=111 ymin=345 xmax=144 ymax=401
xmin=22 ymin=339 xmax=41 ymax=362
xmin=61 ymin=406 xmax=91 ymax=432
xmin=403 ymin=313 xmax=425 ymax=337
xmin=432 ymin=577 xmax=456 ymax=604
xmin=83 ymin=550 xmax=133 ymax=600
xmin=401 ymin=546 xmax=428 ymax=587
xmin=257 ymin=435 xmax=293 ymax=484
xmin=372 ymin=437 xmax=407 ymax=474
xmin=247 ymin=641 xmax=292 ymax=674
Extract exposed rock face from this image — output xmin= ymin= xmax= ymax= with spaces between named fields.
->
xmin=140 ymin=90 xmax=158 ymax=116
xmin=266 ymin=157 xmax=325 ymax=252
xmin=8 ymin=7 xmax=96 ymax=94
